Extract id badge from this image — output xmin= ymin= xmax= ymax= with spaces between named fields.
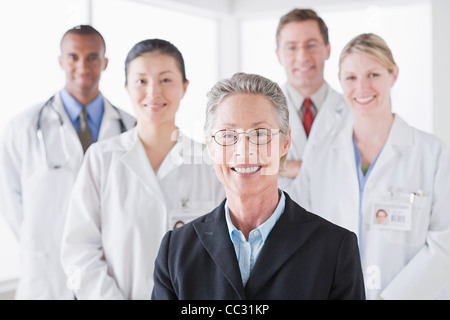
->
xmin=168 ymin=200 xmax=214 ymax=230
xmin=169 ymin=212 xmax=201 ymax=230
xmin=371 ymin=200 xmax=412 ymax=231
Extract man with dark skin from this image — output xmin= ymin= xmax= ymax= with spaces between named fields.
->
xmin=59 ymin=27 xmax=109 ymax=106
xmin=0 ymin=25 xmax=135 ymax=299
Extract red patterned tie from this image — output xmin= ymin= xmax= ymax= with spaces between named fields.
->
xmin=302 ymin=98 xmax=314 ymax=137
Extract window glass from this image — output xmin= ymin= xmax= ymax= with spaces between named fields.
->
xmin=92 ymin=0 xmax=219 ymax=142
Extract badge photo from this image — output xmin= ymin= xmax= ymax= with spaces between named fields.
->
xmin=371 ymin=201 xmax=412 ymax=231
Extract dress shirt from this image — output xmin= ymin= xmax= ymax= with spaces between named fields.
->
xmin=225 ymin=191 xmax=286 ymax=286
xmin=285 ymin=82 xmax=328 ymax=118
xmin=60 ymin=88 xmax=104 ymax=142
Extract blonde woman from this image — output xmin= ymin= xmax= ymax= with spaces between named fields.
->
xmin=293 ymin=33 xmax=450 ymax=299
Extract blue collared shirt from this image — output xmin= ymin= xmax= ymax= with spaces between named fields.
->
xmin=60 ymin=88 xmax=104 ymax=142
xmin=352 ymin=136 xmax=382 ymax=254
xmin=225 ymin=191 xmax=286 ymax=286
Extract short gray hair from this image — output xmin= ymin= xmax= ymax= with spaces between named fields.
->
xmin=205 ymin=72 xmax=290 ymax=170
xmin=205 ymin=72 xmax=289 ymax=133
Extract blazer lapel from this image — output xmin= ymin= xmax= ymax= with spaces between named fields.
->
xmin=244 ymin=193 xmax=320 ymax=298
xmin=193 ymin=203 xmax=246 ymax=299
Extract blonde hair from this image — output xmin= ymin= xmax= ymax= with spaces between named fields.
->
xmin=339 ymin=33 xmax=397 ymax=76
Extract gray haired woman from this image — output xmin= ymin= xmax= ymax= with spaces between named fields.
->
xmin=152 ymin=72 xmax=365 ymax=300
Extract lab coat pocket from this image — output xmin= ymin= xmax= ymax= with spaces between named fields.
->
xmin=168 ymin=200 xmax=215 ymax=230
xmin=376 ymin=192 xmax=431 ymax=247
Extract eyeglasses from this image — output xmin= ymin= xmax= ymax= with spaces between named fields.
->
xmin=280 ymin=41 xmax=324 ymax=55
xmin=211 ymin=128 xmax=280 ymax=146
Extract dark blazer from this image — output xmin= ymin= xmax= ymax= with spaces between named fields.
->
xmin=152 ymin=192 xmax=365 ymax=300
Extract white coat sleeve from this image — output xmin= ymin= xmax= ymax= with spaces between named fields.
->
xmin=381 ymin=145 xmax=450 ymax=300
xmin=287 ymin=144 xmax=313 ymax=211
xmin=0 ymin=120 xmax=24 ymax=238
xmin=61 ymin=146 xmax=125 ymax=300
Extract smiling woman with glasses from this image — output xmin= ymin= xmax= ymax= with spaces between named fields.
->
xmin=152 ymin=72 xmax=365 ymax=300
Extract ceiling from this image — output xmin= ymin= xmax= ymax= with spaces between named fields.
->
xmin=133 ymin=0 xmax=413 ymax=17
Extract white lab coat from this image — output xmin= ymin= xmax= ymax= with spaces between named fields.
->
xmin=0 ymin=92 xmax=135 ymax=300
xmin=279 ymin=83 xmax=348 ymax=189
xmin=60 ymin=127 xmax=225 ymax=300
xmin=291 ymin=113 xmax=450 ymax=299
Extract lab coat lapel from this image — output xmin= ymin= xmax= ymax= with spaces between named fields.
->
xmin=53 ymin=92 xmax=84 ymax=164
xmin=98 ymin=98 xmax=122 ymax=140
xmin=120 ymin=129 xmax=166 ymax=201
xmin=193 ymin=204 xmax=246 ymax=300
xmin=331 ymin=114 xmax=367 ymax=237
xmin=157 ymin=131 xmax=206 ymax=180
xmin=332 ymin=113 xmax=356 ymax=169
xmin=311 ymin=87 xmax=347 ymax=141
xmin=156 ymin=129 xmax=185 ymax=180
xmin=283 ymin=83 xmax=307 ymax=159
xmin=367 ymin=115 xmax=413 ymax=178
xmin=244 ymin=193 xmax=320 ymax=298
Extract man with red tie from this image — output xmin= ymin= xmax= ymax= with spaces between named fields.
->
xmin=275 ymin=9 xmax=349 ymax=187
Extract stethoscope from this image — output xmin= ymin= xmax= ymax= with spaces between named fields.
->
xmin=36 ymin=94 xmax=127 ymax=169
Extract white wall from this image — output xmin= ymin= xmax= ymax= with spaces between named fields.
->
xmin=432 ymin=0 xmax=450 ymax=147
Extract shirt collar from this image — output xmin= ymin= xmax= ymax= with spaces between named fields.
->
xmin=60 ymin=88 xmax=104 ymax=124
xmin=286 ymin=82 xmax=328 ymax=112
xmin=224 ymin=191 xmax=286 ymax=243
